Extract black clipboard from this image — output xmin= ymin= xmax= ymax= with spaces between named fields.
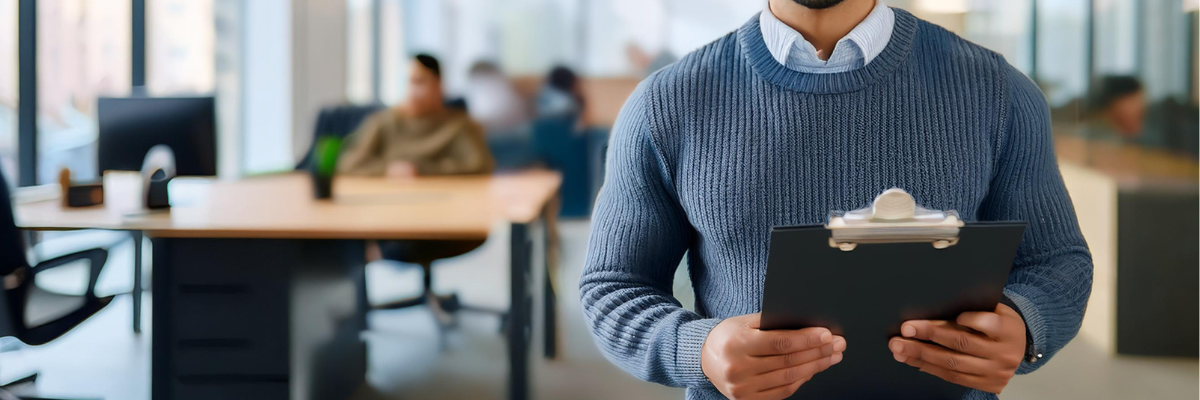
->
xmin=760 ymin=219 xmax=1026 ymax=399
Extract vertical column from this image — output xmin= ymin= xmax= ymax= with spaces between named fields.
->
xmin=17 ymin=0 xmax=36 ymax=186
xmin=132 ymin=0 xmax=146 ymax=88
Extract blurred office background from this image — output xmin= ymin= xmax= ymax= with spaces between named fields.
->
xmin=0 ymin=0 xmax=1196 ymax=399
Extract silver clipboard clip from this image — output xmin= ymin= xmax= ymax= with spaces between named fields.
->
xmin=826 ymin=188 xmax=964 ymax=251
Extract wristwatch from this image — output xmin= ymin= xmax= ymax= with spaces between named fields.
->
xmin=1000 ymin=295 xmax=1042 ymax=364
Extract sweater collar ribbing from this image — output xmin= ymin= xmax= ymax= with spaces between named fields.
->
xmin=738 ymin=7 xmax=919 ymax=94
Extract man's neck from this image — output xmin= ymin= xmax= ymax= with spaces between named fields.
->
xmin=767 ymin=0 xmax=876 ymax=61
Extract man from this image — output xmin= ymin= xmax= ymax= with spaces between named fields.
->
xmin=579 ymin=1 xmax=1092 ymax=399
xmin=339 ymin=54 xmax=494 ymax=177
xmin=1086 ymin=75 xmax=1148 ymax=144
xmin=1086 ymin=75 xmax=1200 ymax=155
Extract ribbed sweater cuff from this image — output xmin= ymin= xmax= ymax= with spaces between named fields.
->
xmin=675 ymin=318 xmax=723 ymax=388
xmin=1003 ymin=286 xmax=1048 ymax=374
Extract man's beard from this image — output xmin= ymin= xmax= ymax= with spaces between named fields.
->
xmin=790 ymin=0 xmax=847 ymax=9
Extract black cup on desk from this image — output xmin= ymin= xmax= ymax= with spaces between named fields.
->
xmin=311 ymin=172 xmax=334 ymax=199
xmin=310 ymin=136 xmax=342 ymax=200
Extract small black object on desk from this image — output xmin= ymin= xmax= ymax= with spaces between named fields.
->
xmin=141 ymin=145 xmax=176 ymax=210
xmin=58 ymin=168 xmax=104 ymax=208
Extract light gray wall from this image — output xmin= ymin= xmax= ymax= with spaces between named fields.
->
xmin=291 ymin=0 xmax=349 ymax=166
xmin=242 ymin=0 xmax=294 ymax=174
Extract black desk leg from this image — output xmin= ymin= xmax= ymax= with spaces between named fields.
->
xmin=509 ymin=223 xmax=533 ymax=400
xmin=132 ymin=230 xmax=143 ymax=334
xmin=543 ymin=221 xmax=557 ymax=360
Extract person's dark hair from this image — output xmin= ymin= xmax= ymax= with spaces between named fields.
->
xmin=546 ymin=66 xmax=578 ymax=93
xmin=1090 ymin=75 xmax=1143 ymax=112
xmin=790 ymin=0 xmax=846 ymax=9
xmin=413 ymin=53 xmax=441 ymax=78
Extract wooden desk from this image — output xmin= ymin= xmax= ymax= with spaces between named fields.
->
xmin=18 ymin=171 xmax=560 ymax=239
xmin=15 ymin=170 xmax=562 ymax=400
xmin=1054 ymin=134 xmax=1199 ymax=188
xmin=1053 ymin=136 xmax=1199 ymax=357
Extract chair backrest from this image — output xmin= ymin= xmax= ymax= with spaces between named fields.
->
xmin=0 ymin=163 xmax=112 ymax=345
xmin=296 ymin=104 xmax=384 ymax=170
xmin=0 ymin=166 xmax=28 ymax=275
xmin=532 ymin=114 xmax=593 ymax=216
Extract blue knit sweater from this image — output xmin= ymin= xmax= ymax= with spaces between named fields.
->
xmin=580 ymin=9 xmax=1092 ymax=400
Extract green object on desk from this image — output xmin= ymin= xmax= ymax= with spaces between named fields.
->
xmin=314 ymin=135 xmax=343 ymax=177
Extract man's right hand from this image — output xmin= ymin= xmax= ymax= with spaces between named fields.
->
xmin=701 ymin=314 xmax=845 ymax=400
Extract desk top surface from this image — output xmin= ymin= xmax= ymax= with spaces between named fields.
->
xmin=1054 ymin=135 xmax=1199 ymax=189
xmin=15 ymin=170 xmax=562 ymax=240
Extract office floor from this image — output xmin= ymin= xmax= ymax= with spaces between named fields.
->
xmin=1 ymin=220 xmax=1196 ymax=400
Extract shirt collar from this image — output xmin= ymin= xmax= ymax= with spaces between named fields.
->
xmin=759 ymin=0 xmax=895 ymax=73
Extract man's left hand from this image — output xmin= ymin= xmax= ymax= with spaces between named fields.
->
xmin=889 ymin=304 xmax=1026 ymax=394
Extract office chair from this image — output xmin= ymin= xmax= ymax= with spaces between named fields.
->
xmin=0 ymin=167 xmax=114 ymax=399
xmin=303 ymin=104 xmax=503 ymax=345
xmin=531 ymin=114 xmax=590 ymax=216
xmin=296 ymin=104 xmax=385 ymax=170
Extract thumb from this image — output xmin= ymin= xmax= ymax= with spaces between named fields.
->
xmin=739 ymin=313 xmax=762 ymax=330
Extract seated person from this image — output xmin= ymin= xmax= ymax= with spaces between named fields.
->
xmin=339 ymin=54 xmax=492 ymax=264
xmin=338 ymin=54 xmax=494 ymax=177
xmin=464 ymin=60 xmax=529 ymax=138
xmin=536 ymin=65 xmax=585 ymax=120
xmin=1085 ymin=75 xmax=1200 ymax=156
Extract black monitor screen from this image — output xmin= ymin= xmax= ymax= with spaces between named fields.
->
xmin=97 ymin=96 xmax=217 ymax=177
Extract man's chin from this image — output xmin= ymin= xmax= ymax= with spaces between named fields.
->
xmin=789 ymin=0 xmax=848 ymax=9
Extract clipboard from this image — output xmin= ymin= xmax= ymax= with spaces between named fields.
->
xmin=759 ymin=189 xmax=1026 ymax=400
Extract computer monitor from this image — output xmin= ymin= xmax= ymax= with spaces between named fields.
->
xmin=97 ymin=96 xmax=217 ymax=176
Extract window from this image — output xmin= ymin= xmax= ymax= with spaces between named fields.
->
xmin=962 ymin=0 xmax=1035 ymax=75
xmin=903 ymin=0 xmax=1036 ymax=74
xmin=346 ymin=0 xmax=374 ymax=103
xmin=148 ymin=0 xmax=215 ymax=96
xmin=582 ymin=0 xmax=757 ymax=77
xmin=150 ymin=0 xmax=244 ymax=178
xmin=0 ymin=0 xmax=17 ymax=186
xmin=1093 ymin=0 xmax=1138 ymax=76
xmin=354 ymin=0 xmax=593 ymax=99
xmin=1035 ymin=0 xmax=1089 ymax=108
xmin=36 ymin=0 xmax=131 ymax=184
xmin=378 ymin=0 xmax=407 ymax=105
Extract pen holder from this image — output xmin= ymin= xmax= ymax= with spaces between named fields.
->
xmin=310 ymin=135 xmax=342 ymax=200
xmin=141 ymin=145 xmax=176 ymax=210
xmin=311 ymin=172 xmax=334 ymax=200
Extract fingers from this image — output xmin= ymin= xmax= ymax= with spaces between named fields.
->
xmin=956 ymin=311 xmax=1005 ymax=339
xmin=889 ymin=338 xmax=992 ymax=375
xmin=745 ymin=327 xmax=833 ymax=356
xmin=903 ymin=357 xmax=999 ymax=393
xmin=741 ymin=353 xmax=842 ymax=393
xmin=900 ymin=320 xmax=994 ymax=358
xmin=748 ymin=379 xmax=805 ymax=400
xmin=752 ymin=336 xmax=847 ymax=375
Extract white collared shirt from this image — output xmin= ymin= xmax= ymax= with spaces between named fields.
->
xmin=758 ymin=0 xmax=895 ymax=73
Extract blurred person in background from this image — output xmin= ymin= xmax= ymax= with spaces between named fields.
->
xmin=579 ymin=0 xmax=1092 ymax=399
xmin=464 ymin=61 xmax=529 ymax=137
xmin=536 ymin=65 xmax=586 ymax=120
xmin=1087 ymin=75 xmax=1200 ymax=156
xmin=531 ymin=66 xmax=588 ymax=217
xmin=1086 ymin=76 xmax=1149 ymax=144
xmin=338 ymin=53 xmax=494 ymax=178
